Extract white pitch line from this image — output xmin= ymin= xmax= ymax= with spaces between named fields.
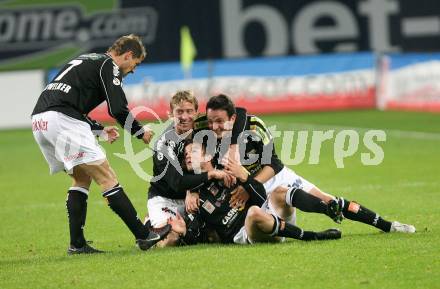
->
xmin=328 ymin=181 xmax=439 ymax=193
xmin=273 ymin=122 xmax=440 ymax=141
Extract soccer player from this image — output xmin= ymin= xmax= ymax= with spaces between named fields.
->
xmin=168 ymin=140 xmax=342 ymax=244
xmin=146 ymin=90 xmax=247 ymax=247
xmin=194 ymin=94 xmax=416 ymax=234
xmin=31 ymin=34 xmax=170 ymax=254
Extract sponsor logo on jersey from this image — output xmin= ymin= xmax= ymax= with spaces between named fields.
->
xmin=222 ymin=207 xmax=239 ymax=225
xmin=64 ymin=151 xmax=86 ymax=162
xmin=215 ymin=191 xmax=227 ymax=207
xmin=32 ymin=119 xmax=48 ymax=131
xmin=208 ymin=183 xmax=219 ymax=196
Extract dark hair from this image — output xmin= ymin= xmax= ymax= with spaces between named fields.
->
xmin=206 ymin=94 xmax=236 ymax=117
xmin=107 ymin=34 xmax=146 ymax=60
xmin=183 ymin=138 xmax=205 ymax=151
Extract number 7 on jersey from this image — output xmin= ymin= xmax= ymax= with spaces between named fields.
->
xmin=54 ymin=59 xmax=83 ymax=81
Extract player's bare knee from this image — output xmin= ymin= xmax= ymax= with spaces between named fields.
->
xmin=70 ymin=166 xmax=92 ymax=189
xmin=270 ymin=186 xmax=288 ymax=207
xmin=79 ymin=161 xmax=118 ymax=190
xmin=246 ymin=206 xmax=265 ymax=223
xmin=72 ymin=176 xmax=92 ymax=189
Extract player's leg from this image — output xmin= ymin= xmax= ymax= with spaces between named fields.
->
xmin=32 ymin=112 xmax=101 ymax=254
xmin=263 ymin=167 xmax=343 ymax=223
xmin=270 ymin=186 xmax=342 ymax=222
xmin=244 ymin=206 xmax=283 ymax=243
xmin=77 ymin=161 xmax=170 ymax=249
xmin=307 ymin=186 xmax=335 ymax=203
xmin=146 ymin=196 xmax=185 ymax=247
xmin=66 ymin=166 xmax=94 ymax=253
xmin=334 ymin=197 xmax=415 ymax=233
xmin=301 ymin=177 xmax=415 ymax=233
xmin=296 ymin=179 xmax=415 ymax=233
xmin=245 ymin=206 xmax=341 ymax=242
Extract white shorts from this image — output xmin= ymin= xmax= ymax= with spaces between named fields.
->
xmin=32 ymin=111 xmax=106 ymax=174
xmin=234 ymin=167 xmax=310 ymax=245
xmin=263 ymin=166 xmax=315 ymax=194
xmin=147 ymin=196 xmax=185 ymax=228
xmin=233 ymin=198 xmax=295 ymax=245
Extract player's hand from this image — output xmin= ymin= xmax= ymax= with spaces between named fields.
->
xmin=226 ymin=144 xmax=240 ymax=162
xmin=141 ymin=125 xmax=154 ymax=144
xmin=225 ymin=173 xmax=237 ymax=188
xmin=224 ymin=156 xmax=249 ymax=183
xmin=210 ymin=170 xmax=236 ymax=188
xmin=185 ymin=191 xmax=200 ymax=214
xmin=167 ymin=212 xmax=186 ymax=236
xmin=101 ymin=126 xmax=119 ymax=144
xmin=229 ymin=185 xmax=249 ymax=209
xmin=221 ymin=144 xmax=240 ymax=166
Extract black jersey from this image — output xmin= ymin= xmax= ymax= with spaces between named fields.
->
xmin=194 ymin=114 xmax=284 ymax=176
xmin=32 ymin=53 xmax=143 ymax=137
xmin=148 ymin=108 xmax=248 ymax=200
xmin=148 ymin=123 xmax=208 ymax=200
xmin=195 ymin=175 xmax=266 ymax=243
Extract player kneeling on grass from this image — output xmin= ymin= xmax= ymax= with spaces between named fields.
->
xmin=31 ymin=34 xmax=170 ymax=254
xmin=169 ymin=140 xmax=342 ymax=244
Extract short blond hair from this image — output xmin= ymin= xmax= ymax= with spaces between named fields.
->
xmin=170 ymin=90 xmax=198 ymax=111
xmin=107 ymin=34 xmax=146 ymax=60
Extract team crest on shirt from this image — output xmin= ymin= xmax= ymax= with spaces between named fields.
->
xmin=202 ymin=200 xmax=215 ymax=214
xmin=113 ymin=78 xmax=121 ymax=85
xmin=215 ymin=190 xmax=227 ymax=207
xmin=113 ymin=64 xmax=120 ymax=77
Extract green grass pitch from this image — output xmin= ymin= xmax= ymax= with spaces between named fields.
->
xmin=0 ymin=110 xmax=439 ymax=289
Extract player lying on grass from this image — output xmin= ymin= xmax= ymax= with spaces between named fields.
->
xmin=145 ymin=90 xmax=248 ymax=247
xmin=193 ymin=94 xmax=416 ymax=234
xmin=168 ymin=140 xmax=342 ymax=244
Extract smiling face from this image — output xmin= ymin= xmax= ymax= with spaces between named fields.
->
xmin=206 ymin=109 xmax=236 ymax=139
xmin=171 ymin=101 xmax=197 ymax=135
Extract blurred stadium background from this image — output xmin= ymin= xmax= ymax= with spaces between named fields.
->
xmin=0 ymin=1 xmax=439 ymax=289
xmin=2 ymin=0 xmax=440 ymax=127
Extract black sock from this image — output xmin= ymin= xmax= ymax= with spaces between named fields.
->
xmin=66 ymin=188 xmax=88 ymax=248
xmin=103 ymin=184 xmax=149 ymax=240
xmin=340 ymin=198 xmax=392 ymax=232
xmin=286 ymin=188 xmax=328 ymax=214
xmin=270 ymin=215 xmax=317 ymax=241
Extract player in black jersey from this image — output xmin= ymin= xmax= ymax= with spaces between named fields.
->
xmin=31 ymin=34 xmax=170 ymax=254
xmin=193 ymin=94 xmax=416 ymax=234
xmin=146 ymin=91 xmax=248 ymax=247
xmin=168 ymin=140 xmax=341 ymax=244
